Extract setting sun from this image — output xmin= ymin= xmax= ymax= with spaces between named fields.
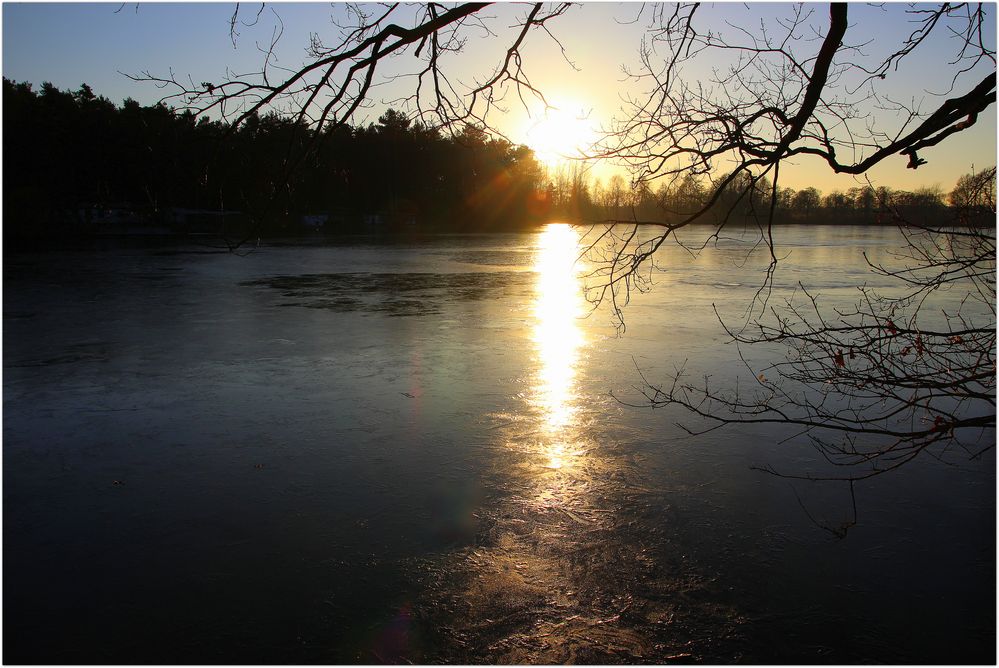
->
xmin=523 ymin=100 xmax=598 ymax=166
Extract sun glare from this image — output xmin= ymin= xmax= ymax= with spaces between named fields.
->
xmin=524 ymin=101 xmax=598 ymax=166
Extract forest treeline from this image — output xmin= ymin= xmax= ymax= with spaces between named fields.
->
xmin=3 ymin=78 xmax=547 ymax=242
xmin=567 ymin=167 xmax=995 ymax=228
xmin=4 ymin=78 xmax=995 ymax=245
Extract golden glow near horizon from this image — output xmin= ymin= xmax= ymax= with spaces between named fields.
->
xmin=531 ymin=223 xmax=586 ymax=470
xmin=523 ymin=100 xmax=599 ymax=168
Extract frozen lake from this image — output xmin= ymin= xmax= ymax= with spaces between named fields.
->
xmin=4 ymin=224 xmax=994 ymax=663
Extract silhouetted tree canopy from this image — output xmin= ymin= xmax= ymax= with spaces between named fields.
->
xmin=3 ymin=77 xmax=553 ymax=243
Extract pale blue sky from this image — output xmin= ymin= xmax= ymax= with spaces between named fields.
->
xmin=3 ymin=2 xmax=996 ymax=192
xmin=3 ymin=3 xmax=338 ymax=104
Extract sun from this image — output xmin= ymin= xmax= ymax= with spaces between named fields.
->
xmin=523 ymin=101 xmax=598 ymax=167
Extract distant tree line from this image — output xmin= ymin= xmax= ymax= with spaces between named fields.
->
xmin=3 ymin=78 xmax=993 ymax=246
xmin=547 ymin=165 xmax=996 ymax=228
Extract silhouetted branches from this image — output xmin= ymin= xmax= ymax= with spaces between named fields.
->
xmin=127 ymin=3 xmax=570 ymax=136
xmin=636 ymin=234 xmax=994 ymax=481
xmin=585 ymin=3 xmax=996 ymax=480
xmin=596 ymin=3 xmax=994 ymax=222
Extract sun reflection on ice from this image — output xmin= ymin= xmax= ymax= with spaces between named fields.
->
xmin=532 ymin=223 xmax=586 ymax=471
xmin=434 ymin=223 xmax=664 ymax=663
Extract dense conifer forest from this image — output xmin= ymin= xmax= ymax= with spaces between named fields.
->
xmin=3 ymin=78 xmax=550 ymax=243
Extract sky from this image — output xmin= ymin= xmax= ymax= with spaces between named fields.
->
xmin=3 ymin=2 xmax=996 ymax=194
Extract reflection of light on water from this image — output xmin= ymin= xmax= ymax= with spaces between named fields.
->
xmin=532 ymin=223 xmax=585 ymax=470
xmin=547 ymin=442 xmax=566 ymax=469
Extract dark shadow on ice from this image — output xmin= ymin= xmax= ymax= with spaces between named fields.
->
xmin=241 ymin=271 xmax=533 ymax=316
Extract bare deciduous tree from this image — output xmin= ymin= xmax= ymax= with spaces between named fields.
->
xmin=629 ymin=220 xmax=995 ymax=482
xmin=132 ymin=3 xmax=572 ymax=140
xmin=585 ymin=2 xmax=993 ymax=309
xmin=584 ymin=2 xmax=995 ymax=482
